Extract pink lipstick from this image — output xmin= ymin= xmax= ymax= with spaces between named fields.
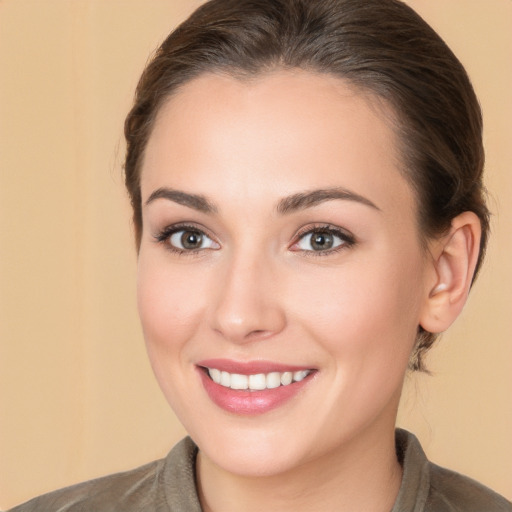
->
xmin=196 ymin=359 xmax=316 ymax=415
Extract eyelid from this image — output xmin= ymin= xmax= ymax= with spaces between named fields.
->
xmin=169 ymin=230 xmax=218 ymax=250
xmin=153 ymin=222 xmax=220 ymax=254
xmin=290 ymin=224 xmax=356 ymax=254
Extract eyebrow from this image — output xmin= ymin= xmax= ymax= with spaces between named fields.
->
xmin=276 ymin=187 xmax=380 ymax=214
xmin=144 ymin=187 xmax=218 ymax=214
xmin=144 ymin=186 xmax=379 ymax=215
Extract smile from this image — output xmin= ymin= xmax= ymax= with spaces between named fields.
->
xmin=197 ymin=360 xmax=316 ymax=415
xmin=206 ymin=368 xmax=312 ymax=391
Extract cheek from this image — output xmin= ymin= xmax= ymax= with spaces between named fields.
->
xmin=136 ymin=252 xmax=215 ymax=420
xmin=136 ymin=253 xmax=207 ymax=356
xmin=287 ymin=250 xmax=424 ymax=366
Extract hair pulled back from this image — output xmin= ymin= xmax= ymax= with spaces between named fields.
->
xmin=124 ymin=0 xmax=489 ymax=371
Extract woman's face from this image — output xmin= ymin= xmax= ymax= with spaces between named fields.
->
xmin=137 ymin=70 xmax=433 ymax=476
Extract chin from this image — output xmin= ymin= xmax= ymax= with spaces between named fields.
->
xmin=196 ymin=429 xmax=307 ymax=477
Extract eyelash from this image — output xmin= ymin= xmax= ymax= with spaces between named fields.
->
xmin=291 ymin=224 xmax=356 ymax=256
xmin=154 ymin=223 xmax=218 ymax=257
xmin=153 ymin=223 xmax=356 ymax=256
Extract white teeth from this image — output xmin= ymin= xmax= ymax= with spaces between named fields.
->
xmin=280 ymin=371 xmax=293 ymax=386
xmin=220 ymin=371 xmax=231 ymax=387
xmin=293 ymin=370 xmax=309 ymax=382
xmin=209 ymin=368 xmax=221 ymax=384
xmin=249 ymin=373 xmax=267 ymax=390
xmin=230 ymin=373 xmax=248 ymax=390
xmin=207 ymin=368 xmax=312 ymax=391
xmin=266 ymin=372 xmax=281 ymax=389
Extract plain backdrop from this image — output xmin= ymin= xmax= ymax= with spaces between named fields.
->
xmin=1 ymin=0 xmax=511 ymax=508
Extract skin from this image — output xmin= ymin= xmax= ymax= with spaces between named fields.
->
xmin=136 ymin=70 xmax=479 ymax=511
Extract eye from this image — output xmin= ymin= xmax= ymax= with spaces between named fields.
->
xmin=169 ymin=229 xmax=218 ymax=251
xmin=155 ymin=225 xmax=220 ymax=253
xmin=291 ymin=226 xmax=355 ymax=253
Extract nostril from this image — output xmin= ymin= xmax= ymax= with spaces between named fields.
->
xmin=245 ymin=329 xmax=274 ymax=340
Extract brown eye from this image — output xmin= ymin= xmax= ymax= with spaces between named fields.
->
xmin=168 ymin=229 xmax=218 ymax=251
xmin=180 ymin=230 xmax=203 ymax=249
xmin=293 ymin=227 xmax=354 ymax=253
xmin=310 ymin=232 xmax=334 ymax=250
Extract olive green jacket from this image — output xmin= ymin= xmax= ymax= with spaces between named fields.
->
xmin=8 ymin=430 xmax=511 ymax=511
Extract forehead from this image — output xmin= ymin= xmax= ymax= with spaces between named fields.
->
xmin=141 ymin=69 xmax=415 ymax=218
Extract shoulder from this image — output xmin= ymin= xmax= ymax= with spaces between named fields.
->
xmin=395 ymin=428 xmax=512 ymax=512
xmin=7 ymin=437 xmax=201 ymax=512
xmin=7 ymin=459 xmax=165 ymax=512
xmin=426 ymin=463 xmax=512 ymax=512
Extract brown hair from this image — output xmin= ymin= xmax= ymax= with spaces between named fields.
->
xmin=124 ymin=0 xmax=489 ymax=371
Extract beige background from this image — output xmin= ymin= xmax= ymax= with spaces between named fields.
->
xmin=0 ymin=0 xmax=510 ymax=508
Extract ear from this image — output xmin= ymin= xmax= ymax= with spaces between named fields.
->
xmin=419 ymin=212 xmax=482 ymax=334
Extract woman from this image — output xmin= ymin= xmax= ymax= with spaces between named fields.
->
xmin=7 ymin=0 xmax=511 ymax=510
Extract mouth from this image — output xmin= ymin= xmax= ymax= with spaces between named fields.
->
xmin=196 ymin=359 xmax=316 ymax=415
xmin=202 ymin=366 xmax=313 ymax=391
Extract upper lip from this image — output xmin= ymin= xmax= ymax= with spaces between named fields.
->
xmin=196 ymin=358 xmax=314 ymax=375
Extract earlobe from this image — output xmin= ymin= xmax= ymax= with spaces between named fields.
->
xmin=420 ymin=212 xmax=482 ymax=334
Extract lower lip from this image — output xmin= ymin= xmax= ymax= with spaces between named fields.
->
xmin=197 ymin=369 xmax=314 ymax=415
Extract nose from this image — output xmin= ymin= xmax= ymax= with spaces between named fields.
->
xmin=209 ymin=252 xmax=287 ymax=344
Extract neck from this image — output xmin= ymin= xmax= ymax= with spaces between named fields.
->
xmin=196 ymin=424 xmax=402 ymax=512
